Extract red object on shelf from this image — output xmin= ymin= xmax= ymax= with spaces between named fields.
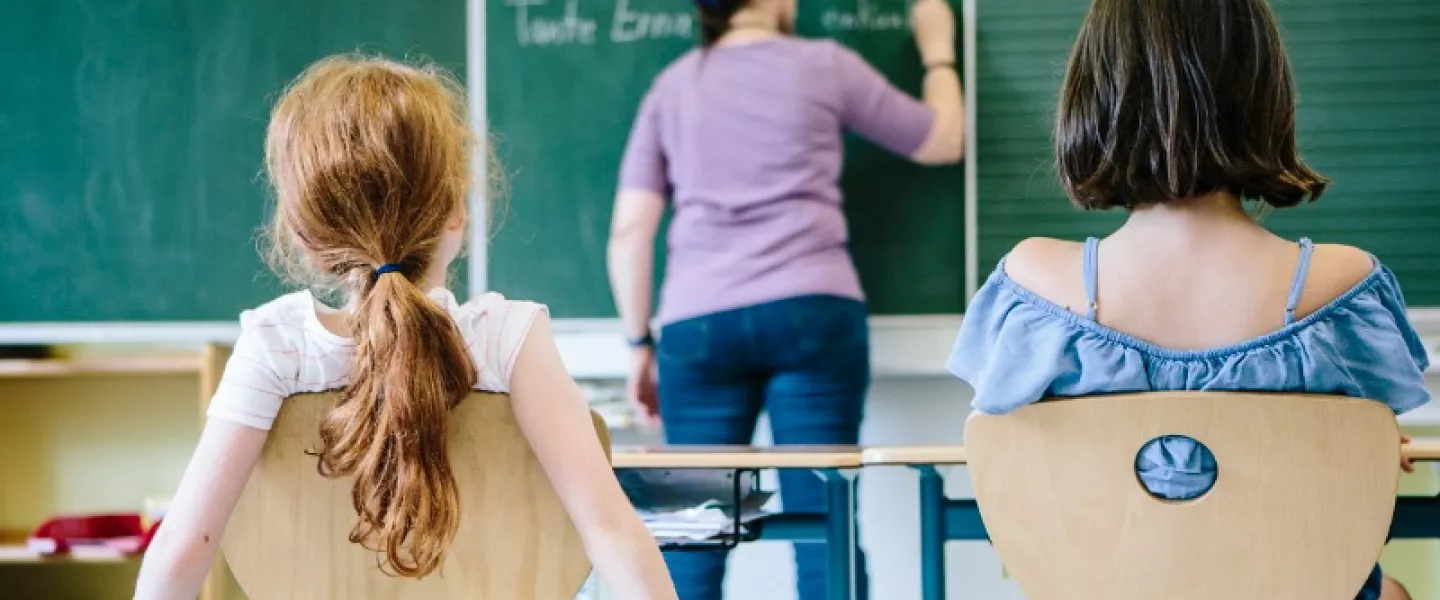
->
xmin=136 ymin=519 xmax=163 ymax=553
xmin=28 ymin=513 xmax=148 ymax=556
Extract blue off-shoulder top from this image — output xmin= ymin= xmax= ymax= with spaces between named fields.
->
xmin=947 ymin=238 xmax=1431 ymax=599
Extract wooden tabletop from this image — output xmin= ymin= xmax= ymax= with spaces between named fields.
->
xmin=860 ymin=439 xmax=1440 ymax=466
xmin=611 ymin=440 xmax=1440 ymax=469
xmin=861 ymin=446 xmax=968 ymax=466
xmin=1406 ymin=439 xmax=1440 ymax=461
xmin=612 ymin=445 xmax=863 ymax=469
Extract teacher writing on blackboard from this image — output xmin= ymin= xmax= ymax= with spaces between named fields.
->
xmin=606 ymin=0 xmax=963 ymax=597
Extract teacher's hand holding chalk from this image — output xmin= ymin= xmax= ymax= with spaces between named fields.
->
xmin=912 ymin=0 xmax=957 ymax=67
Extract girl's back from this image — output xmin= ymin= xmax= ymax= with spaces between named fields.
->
xmin=953 ymin=216 xmax=1429 ymax=420
xmin=1005 ymin=212 xmax=1377 ymax=351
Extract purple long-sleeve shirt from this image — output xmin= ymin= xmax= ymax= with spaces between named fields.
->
xmin=619 ymin=37 xmax=935 ymax=325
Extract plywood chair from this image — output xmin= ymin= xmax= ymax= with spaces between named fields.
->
xmin=223 ymin=392 xmax=610 ymax=599
xmin=965 ymin=392 xmax=1399 ymax=600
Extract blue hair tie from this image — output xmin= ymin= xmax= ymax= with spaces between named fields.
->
xmin=373 ymin=263 xmax=403 ymax=278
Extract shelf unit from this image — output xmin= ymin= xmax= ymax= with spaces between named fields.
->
xmin=0 ymin=345 xmax=230 ymax=600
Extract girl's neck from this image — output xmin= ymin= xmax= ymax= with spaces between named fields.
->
xmin=417 ymin=262 xmax=450 ymax=292
xmin=338 ymin=262 xmax=450 ymax=313
xmin=717 ymin=9 xmax=784 ymax=46
xmin=1115 ymin=190 xmax=1262 ymax=243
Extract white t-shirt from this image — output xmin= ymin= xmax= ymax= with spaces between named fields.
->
xmin=208 ymin=288 xmax=545 ymax=431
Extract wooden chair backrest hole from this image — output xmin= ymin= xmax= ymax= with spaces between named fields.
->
xmin=1131 ymin=434 xmax=1219 ymax=501
xmin=965 ymin=392 xmax=1399 ymax=600
xmin=223 ymin=392 xmax=609 ymax=600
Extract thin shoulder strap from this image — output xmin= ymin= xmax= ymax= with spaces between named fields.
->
xmin=1082 ymin=237 xmax=1100 ymax=320
xmin=1284 ymin=238 xmax=1316 ymax=325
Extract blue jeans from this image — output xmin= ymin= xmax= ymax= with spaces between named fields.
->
xmin=657 ymin=295 xmax=871 ymax=600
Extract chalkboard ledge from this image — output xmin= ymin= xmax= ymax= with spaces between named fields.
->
xmin=0 ymin=316 xmax=971 ymax=377
xmin=548 ymin=315 xmax=966 ymax=379
xmin=546 ymin=311 xmax=1440 ymax=384
xmin=0 ymin=322 xmax=240 ymax=345
xmin=2 ymin=309 xmax=1438 ymax=386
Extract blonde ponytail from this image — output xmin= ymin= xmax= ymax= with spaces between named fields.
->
xmin=262 ymin=55 xmax=479 ymax=577
xmin=317 ymin=267 xmax=476 ymax=576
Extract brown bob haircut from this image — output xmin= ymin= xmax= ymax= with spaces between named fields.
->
xmin=1055 ymin=0 xmax=1329 ymax=210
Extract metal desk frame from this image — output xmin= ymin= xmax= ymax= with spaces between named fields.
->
xmin=614 ymin=446 xmax=864 ymax=600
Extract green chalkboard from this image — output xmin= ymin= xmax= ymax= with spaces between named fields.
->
xmin=486 ymin=0 xmax=965 ymax=317
xmin=976 ymin=0 xmax=1440 ymax=305
xmin=0 ymin=0 xmax=465 ymax=322
xmin=799 ymin=2 xmax=967 ymax=316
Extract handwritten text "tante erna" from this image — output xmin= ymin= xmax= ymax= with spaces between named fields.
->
xmin=507 ymin=0 xmax=693 ymax=47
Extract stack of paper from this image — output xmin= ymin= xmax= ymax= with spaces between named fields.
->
xmin=619 ymin=469 xmax=774 ymax=545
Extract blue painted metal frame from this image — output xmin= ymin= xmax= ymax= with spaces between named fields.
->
xmin=916 ymin=466 xmax=947 ymax=600
xmin=739 ymin=467 xmax=860 ymax=600
xmin=820 ymin=468 xmax=861 ymax=600
xmin=910 ymin=464 xmax=1440 ymax=600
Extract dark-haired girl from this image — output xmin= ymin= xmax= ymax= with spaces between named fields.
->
xmin=947 ymin=1 xmax=1427 ymax=598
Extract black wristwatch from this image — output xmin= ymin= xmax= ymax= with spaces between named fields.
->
xmin=626 ymin=333 xmax=656 ymax=348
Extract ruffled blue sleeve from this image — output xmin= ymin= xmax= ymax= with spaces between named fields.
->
xmin=947 ymin=260 xmax=1431 ymax=418
xmin=1302 ymin=265 xmax=1432 ymax=414
xmin=946 ymin=267 xmax=1150 ymax=415
xmin=948 ymin=270 xmax=1036 ymax=414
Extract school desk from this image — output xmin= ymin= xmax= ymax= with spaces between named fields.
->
xmin=861 ymin=440 xmax=1440 ymax=600
xmin=612 ymin=446 xmax=865 ymax=600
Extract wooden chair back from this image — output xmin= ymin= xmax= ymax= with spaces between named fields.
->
xmin=224 ymin=392 xmax=609 ymax=599
xmin=965 ymin=392 xmax=1399 ymax=600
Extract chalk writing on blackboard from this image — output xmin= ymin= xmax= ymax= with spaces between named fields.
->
xmin=507 ymin=0 xmax=693 ymax=47
xmin=507 ymin=0 xmax=598 ymax=47
xmin=823 ymin=0 xmax=906 ymax=32
xmin=612 ymin=0 xmax=694 ymax=43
